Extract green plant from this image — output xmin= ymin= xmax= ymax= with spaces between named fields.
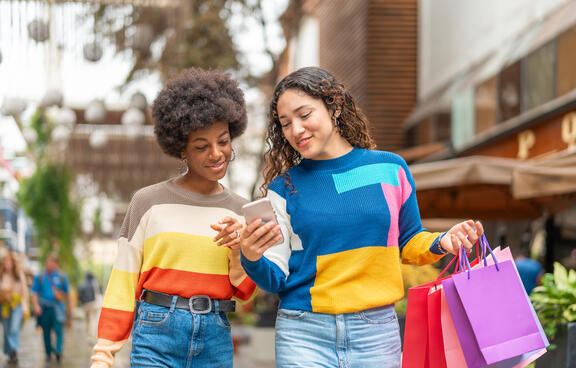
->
xmin=530 ymin=262 xmax=576 ymax=344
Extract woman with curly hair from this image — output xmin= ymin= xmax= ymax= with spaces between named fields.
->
xmin=239 ymin=67 xmax=484 ymax=367
xmin=0 ymin=251 xmax=29 ymax=364
xmin=91 ymin=68 xmax=257 ymax=368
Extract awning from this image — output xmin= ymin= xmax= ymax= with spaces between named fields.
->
xmin=410 ymin=156 xmax=542 ymax=219
xmin=512 ymin=148 xmax=576 ymax=200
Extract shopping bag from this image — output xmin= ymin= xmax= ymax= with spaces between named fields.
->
xmin=402 ymin=283 xmax=433 ymax=368
xmin=480 ymin=246 xmax=548 ymax=368
xmin=440 ymin=290 xmax=467 ymax=368
xmin=427 ymin=286 xmax=447 ymax=368
xmin=442 ymin=245 xmax=548 ymax=368
xmin=403 ymin=254 xmax=460 ymax=368
xmin=443 ymin=238 xmax=548 ymax=367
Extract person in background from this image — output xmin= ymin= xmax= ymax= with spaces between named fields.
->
xmin=77 ymin=271 xmax=102 ymax=344
xmin=0 ymin=251 xmax=29 ymax=365
xmin=240 ymin=67 xmax=484 ymax=367
xmin=31 ymin=253 xmax=72 ymax=363
xmin=91 ymin=67 xmax=257 ymax=368
xmin=515 ymin=247 xmax=543 ymax=294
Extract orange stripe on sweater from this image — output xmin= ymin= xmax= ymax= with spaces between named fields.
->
xmin=97 ymin=308 xmax=134 ymax=341
xmin=136 ymin=268 xmax=237 ymax=300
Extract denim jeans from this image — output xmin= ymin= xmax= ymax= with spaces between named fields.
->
xmin=275 ymin=305 xmax=401 ymax=368
xmin=37 ymin=304 xmax=64 ymax=356
xmin=2 ymin=303 xmax=22 ymax=355
xmin=130 ymin=300 xmax=233 ymax=368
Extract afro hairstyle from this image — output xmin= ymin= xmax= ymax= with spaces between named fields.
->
xmin=152 ymin=67 xmax=247 ymax=158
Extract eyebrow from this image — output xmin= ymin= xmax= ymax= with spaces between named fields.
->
xmin=191 ymin=130 xmax=230 ymax=142
xmin=279 ymin=105 xmax=312 ymax=119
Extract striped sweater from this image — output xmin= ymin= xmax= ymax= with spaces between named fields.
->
xmin=91 ymin=180 xmax=257 ymax=368
xmin=241 ymin=147 xmax=445 ymax=314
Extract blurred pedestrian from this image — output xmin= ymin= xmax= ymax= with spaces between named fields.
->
xmin=77 ymin=271 xmax=101 ymax=344
xmin=240 ymin=67 xmax=484 ymax=367
xmin=0 ymin=251 xmax=29 ymax=364
xmin=91 ymin=67 xmax=257 ymax=368
xmin=515 ymin=247 xmax=543 ymax=294
xmin=31 ymin=253 xmax=72 ymax=363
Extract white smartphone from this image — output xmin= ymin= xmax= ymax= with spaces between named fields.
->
xmin=241 ymin=198 xmax=284 ymax=244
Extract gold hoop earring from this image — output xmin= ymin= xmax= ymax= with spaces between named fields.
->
xmin=178 ymin=158 xmax=188 ymax=175
xmin=333 ymin=115 xmax=340 ymax=129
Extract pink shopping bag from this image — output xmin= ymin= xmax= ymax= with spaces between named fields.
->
xmin=427 ymin=286 xmax=447 ymax=368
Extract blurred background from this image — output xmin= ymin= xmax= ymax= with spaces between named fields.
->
xmin=1 ymin=0 xmax=576 ymax=366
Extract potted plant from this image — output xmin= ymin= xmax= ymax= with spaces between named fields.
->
xmin=530 ymin=262 xmax=576 ymax=367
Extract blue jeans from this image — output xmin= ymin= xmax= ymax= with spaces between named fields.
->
xmin=37 ymin=304 xmax=64 ymax=356
xmin=2 ymin=303 xmax=23 ymax=355
xmin=130 ymin=300 xmax=233 ymax=367
xmin=275 ymin=305 xmax=401 ymax=368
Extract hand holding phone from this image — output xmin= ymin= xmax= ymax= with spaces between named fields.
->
xmin=241 ymin=198 xmax=284 ymax=245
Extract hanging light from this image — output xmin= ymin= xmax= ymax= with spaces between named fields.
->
xmin=52 ymin=107 xmax=77 ymax=128
xmin=51 ymin=125 xmax=72 ymax=144
xmin=23 ymin=128 xmax=38 ymax=143
xmin=130 ymin=25 xmax=154 ymax=54
xmin=129 ymin=92 xmax=148 ymax=112
xmin=121 ymin=107 xmax=145 ymax=126
xmin=27 ymin=19 xmax=50 ymax=42
xmin=83 ymin=42 xmax=103 ymax=63
xmin=84 ymin=100 xmax=107 ymax=124
xmin=40 ymin=89 xmax=63 ymax=108
xmin=89 ymin=130 xmax=108 ymax=149
xmin=1 ymin=97 xmax=27 ymax=117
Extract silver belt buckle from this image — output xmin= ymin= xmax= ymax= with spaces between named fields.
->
xmin=189 ymin=295 xmax=212 ymax=314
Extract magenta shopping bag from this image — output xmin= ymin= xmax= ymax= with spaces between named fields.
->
xmin=442 ymin=239 xmax=548 ymax=367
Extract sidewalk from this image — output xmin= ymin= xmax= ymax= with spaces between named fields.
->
xmin=0 ymin=317 xmax=274 ymax=367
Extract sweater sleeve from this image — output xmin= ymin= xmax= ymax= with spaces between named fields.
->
xmin=228 ymin=249 xmax=258 ymax=302
xmin=91 ymin=195 xmax=148 ymax=368
xmin=396 ymin=161 xmax=446 ymax=265
xmin=240 ymin=187 xmax=292 ymax=293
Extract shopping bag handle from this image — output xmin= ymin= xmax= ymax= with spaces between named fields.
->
xmin=479 ymin=234 xmax=500 ymax=271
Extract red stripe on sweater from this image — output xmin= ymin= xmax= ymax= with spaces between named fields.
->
xmin=98 ymin=307 xmax=134 ymax=341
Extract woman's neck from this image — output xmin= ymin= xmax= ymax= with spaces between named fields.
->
xmin=174 ymin=174 xmax=223 ymax=195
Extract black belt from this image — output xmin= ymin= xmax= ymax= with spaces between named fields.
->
xmin=142 ymin=290 xmax=235 ymax=314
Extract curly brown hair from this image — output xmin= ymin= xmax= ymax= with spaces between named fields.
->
xmin=152 ymin=67 xmax=247 ymax=158
xmin=261 ymin=67 xmax=375 ymax=195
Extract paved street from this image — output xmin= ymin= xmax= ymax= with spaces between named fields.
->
xmin=0 ymin=315 xmax=275 ymax=368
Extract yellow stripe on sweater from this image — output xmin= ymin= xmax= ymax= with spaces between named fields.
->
xmin=102 ymin=269 xmax=138 ymax=311
xmin=141 ymin=232 xmax=230 ymax=275
xmin=401 ymin=231 xmax=443 ymax=266
xmin=311 ymin=246 xmax=403 ymax=314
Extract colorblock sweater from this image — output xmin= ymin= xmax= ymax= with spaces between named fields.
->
xmin=91 ymin=180 xmax=257 ymax=368
xmin=241 ymin=148 xmax=445 ymax=314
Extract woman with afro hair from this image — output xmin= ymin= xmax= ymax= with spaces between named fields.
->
xmin=239 ymin=67 xmax=484 ymax=367
xmin=91 ymin=68 xmax=257 ymax=368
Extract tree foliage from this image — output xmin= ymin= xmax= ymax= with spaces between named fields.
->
xmin=16 ymin=110 xmax=81 ymax=282
xmin=93 ymin=0 xmax=245 ymax=84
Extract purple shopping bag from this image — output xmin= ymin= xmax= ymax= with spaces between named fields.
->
xmin=442 ymin=243 xmax=547 ymax=367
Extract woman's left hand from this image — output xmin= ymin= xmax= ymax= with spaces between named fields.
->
xmin=440 ymin=220 xmax=484 ymax=255
xmin=211 ymin=217 xmax=243 ymax=250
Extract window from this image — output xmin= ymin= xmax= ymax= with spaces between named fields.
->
xmin=498 ymin=61 xmax=522 ymax=122
xmin=475 ymin=76 xmax=497 ymax=133
xmin=557 ymin=25 xmax=576 ymax=97
xmin=522 ymin=41 xmax=556 ymax=112
xmin=451 ymin=88 xmax=475 ymax=150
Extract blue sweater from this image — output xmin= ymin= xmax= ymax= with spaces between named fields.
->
xmin=242 ymin=148 xmax=445 ymax=314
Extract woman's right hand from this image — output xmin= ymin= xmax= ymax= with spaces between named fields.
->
xmin=240 ymin=219 xmax=283 ymax=262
